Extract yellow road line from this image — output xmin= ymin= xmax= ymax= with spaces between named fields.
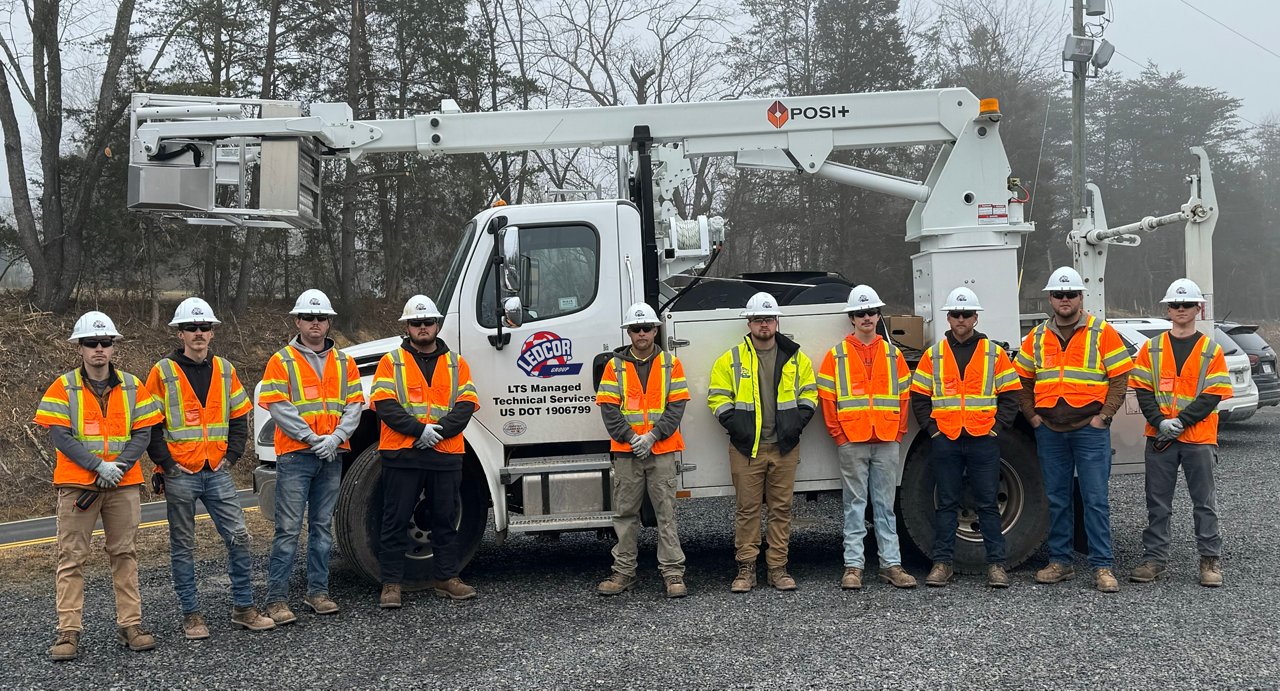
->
xmin=0 ymin=506 xmax=259 ymax=552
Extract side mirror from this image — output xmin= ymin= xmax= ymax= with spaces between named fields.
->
xmin=499 ymin=226 xmax=521 ymax=294
xmin=503 ymin=296 xmax=524 ymax=328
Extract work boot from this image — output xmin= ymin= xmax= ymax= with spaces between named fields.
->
xmin=987 ymin=564 xmax=1010 ymax=589
xmin=879 ymin=565 xmax=918 ymax=589
xmin=840 ymin=567 xmax=864 ymax=590
xmin=182 ymin=612 xmax=210 ymax=640
xmin=1094 ymin=568 xmax=1120 ymax=593
xmin=264 ymin=601 xmax=296 ymax=625
xmin=231 ymin=606 xmax=276 ymax=631
xmin=304 ymin=594 xmax=341 ymax=614
xmin=664 ymin=574 xmax=688 ymax=599
xmin=1035 ymin=562 xmax=1076 ymax=584
xmin=596 ymin=572 xmax=636 ymax=596
xmin=433 ymin=577 xmax=478 ymax=601
xmin=117 ymin=625 xmax=157 ymax=652
xmin=1130 ymin=561 xmax=1166 ymax=583
xmin=1199 ymin=556 xmax=1223 ymax=588
xmin=48 ymin=631 xmax=79 ymax=661
xmin=925 ymin=562 xmax=953 ymax=587
xmin=730 ymin=562 xmax=756 ymax=593
xmin=380 ymin=584 xmax=403 ymax=609
xmin=767 ymin=566 xmax=797 ymax=591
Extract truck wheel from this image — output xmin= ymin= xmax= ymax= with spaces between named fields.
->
xmin=898 ymin=431 xmax=1049 ymax=574
xmin=334 ymin=445 xmax=490 ymax=591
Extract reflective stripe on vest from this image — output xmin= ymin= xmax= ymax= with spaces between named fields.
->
xmin=1148 ymin=333 xmax=1217 ymax=414
xmin=63 ymin=371 xmax=137 ymax=457
xmin=1030 ymin=315 xmax=1109 ymax=384
xmin=831 ymin=339 xmax=904 ymax=412
xmin=157 ymin=357 xmax=232 ymax=443
xmin=389 ymin=348 xmax=459 ymax=423
xmin=615 ymin=352 xmax=673 ymax=426
xmin=928 ymin=340 xmax=1000 ymax=411
xmin=276 ymin=346 xmax=353 ymax=417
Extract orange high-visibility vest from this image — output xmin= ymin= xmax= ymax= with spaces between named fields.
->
xmin=1129 ymin=331 xmax=1233 ymax=445
xmin=911 ymin=338 xmax=1020 ymax=440
xmin=34 ymin=368 xmax=163 ymax=487
xmin=595 ymin=351 xmax=690 ymax=455
xmin=816 ymin=336 xmax=911 ymax=443
xmin=1014 ymin=314 xmax=1133 ymax=408
xmin=146 ymin=356 xmax=252 ymax=472
xmin=258 ymin=344 xmax=364 ymax=455
xmin=369 ymin=347 xmax=479 ymax=455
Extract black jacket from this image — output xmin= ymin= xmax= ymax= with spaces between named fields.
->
xmin=717 ymin=332 xmax=815 ymax=458
xmin=373 ymin=338 xmax=476 ymax=470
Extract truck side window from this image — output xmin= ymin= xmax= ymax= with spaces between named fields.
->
xmin=477 ymin=224 xmax=599 ymax=327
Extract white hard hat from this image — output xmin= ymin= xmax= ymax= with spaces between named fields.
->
xmin=169 ymin=297 xmax=221 ymax=327
xmin=941 ymin=286 xmax=984 ymax=312
xmin=621 ymin=302 xmax=661 ymax=328
xmin=69 ymin=311 xmax=121 ymax=342
xmin=741 ymin=292 xmax=783 ymax=318
xmin=1160 ymin=278 xmax=1206 ymax=304
xmin=843 ymin=284 xmax=885 ymax=312
xmin=1043 ymin=266 xmax=1087 ymax=292
xmin=291 ymin=288 xmax=337 ymax=316
xmin=399 ymin=294 xmax=444 ymax=321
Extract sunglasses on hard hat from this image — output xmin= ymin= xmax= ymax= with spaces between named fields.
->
xmin=627 ymin=325 xmax=656 ymax=334
xmin=180 ymin=323 xmax=213 ymax=333
xmin=948 ymin=310 xmax=977 ymax=320
xmin=80 ymin=338 xmax=114 ymax=349
xmin=1167 ymin=302 xmax=1199 ymax=310
xmin=1050 ymin=291 xmax=1081 ymax=300
xmin=408 ymin=318 xmax=439 ymax=328
xmin=298 ymin=314 xmax=329 ymax=322
xmin=849 ymin=309 xmax=880 ymax=319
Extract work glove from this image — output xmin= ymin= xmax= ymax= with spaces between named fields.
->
xmin=315 ymin=435 xmax=342 ymax=462
xmin=630 ymin=432 xmax=656 ymax=459
xmin=1156 ymin=418 xmax=1183 ymax=442
xmin=151 ymin=472 xmax=166 ymax=495
xmin=95 ymin=461 xmax=125 ymax=488
xmin=414 ymin=424 xmax=445 ymax=450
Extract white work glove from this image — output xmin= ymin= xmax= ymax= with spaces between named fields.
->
xmin=415 ymin=424 xmax=444 ymax=450
xmin=311 ymin=434 xmax=341 ymax=462
xmin=1156 ymin=418 xmax=1183 ymax=442
xmin=630 ymin=432 xmax=656 ymax=459
xmin=95 ymin=461 xmax=125 ymax=488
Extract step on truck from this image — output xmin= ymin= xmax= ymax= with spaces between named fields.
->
xmin=124 ymin=88 xmax=1216 ymax=586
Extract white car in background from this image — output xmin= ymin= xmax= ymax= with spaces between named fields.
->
xmin=1110 ymin=318 xmax=1259 ymax=422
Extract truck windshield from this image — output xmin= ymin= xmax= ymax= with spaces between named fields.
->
xmin=436 ymin=221 xmax=477 ymax=315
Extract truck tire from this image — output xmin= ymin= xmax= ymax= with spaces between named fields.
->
xmin=334 ymin=445 xmax=489 ymax=591
xmin=898 ymin=431 xmax=1049 ymax=574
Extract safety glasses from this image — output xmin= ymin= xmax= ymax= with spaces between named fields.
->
xmin=79 ymin=339 xmax=114 ymax=349
xmin=627 ymin=325 xmax=656 ymax=334
xmin=748 ymin=316 xmax=777 ymax=325
xmin=180 ymin=324 xmax=213 ymax=332
xmin=408 ymin=318 xmax=439 ymax=328
xmin=947 ymin=310 xmax=977 ymax=320
xmin=298 ymin=314 xmax=329 ymax=322
xmin=849 ymin=309 xmax=880 ymax=319
xmin=1050 ymin=291 xmax=1081 ymax=300
xmin=1167 ymin=302 xmax=1199 ymax=310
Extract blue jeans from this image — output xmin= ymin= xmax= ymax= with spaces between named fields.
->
xmin=1036 ymin=424 xmax=1113 ymax=568
xmin=837 ymin=441 xmax=902 ymax=569
xmin=165 ymin=464 xmax=255 ymax=612
xmin=931 ymin=434 xmax=1006 ymax=564
xmin=266 ymin=451 xmax=342 ymax=602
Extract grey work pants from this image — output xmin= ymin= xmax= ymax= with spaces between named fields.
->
xmin=610 ymin=452 xmax=686 ymax=578
xmin=1141 ymin=438 xmax=1221 ymax=563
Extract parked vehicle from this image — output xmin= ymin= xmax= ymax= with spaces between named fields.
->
xmin=1110 ymin=318 xmax=1258 ymax=422
xmin=1217 ymin=322 xmax=1280 ymax=408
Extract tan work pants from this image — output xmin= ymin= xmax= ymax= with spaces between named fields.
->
xmin=610 ymin=452 xmax=686 ymax=578
xmin=729 ymin=442 xmax=800 ymax=568
xmin=54 ymin=485 xmax=143 ymax=632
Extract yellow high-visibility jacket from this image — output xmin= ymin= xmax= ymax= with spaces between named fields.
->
xmin=707 ymin=333 xmax=818 ymax=458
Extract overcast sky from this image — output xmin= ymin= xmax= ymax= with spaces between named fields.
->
xmin=3 ymin=0 xmax=1279 ymax=212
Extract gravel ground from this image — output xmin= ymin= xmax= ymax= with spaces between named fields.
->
xmin=4 ymin=408 xmax=1278 ymax=689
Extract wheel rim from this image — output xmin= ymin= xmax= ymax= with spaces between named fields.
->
xmin=949 ymin=457 xmax=1026 ymax=543
xmin=403 ymin=488 xmax=465 ymax=561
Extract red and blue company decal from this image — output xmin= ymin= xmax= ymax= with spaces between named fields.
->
xmin=517 ymin=331 xmax=583 ymax=378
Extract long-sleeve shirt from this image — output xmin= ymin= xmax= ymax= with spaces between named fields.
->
xmin=146 ymin=350 xmax=249 ymax=471
xmin=373 ymin=339 xmax=477 ymax=470
xmin=598 ymin=345 xmax=688 ymax=447
xmin=910 ymin=330 xmax=1020 ymax=438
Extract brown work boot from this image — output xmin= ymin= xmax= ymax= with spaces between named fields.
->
xmin=380 ymin=584 xmax=403 ymax=609
xmin=264 ymin=601 xmax=296 ymax=625
xmin=1094 ymin=568 xmax=1120 ymax=593
xmin=987 ymin=564 xmax=1010 ymax=589
xmin=925 ymin=562 xmax=953 ymax=587
xmin=433 ymin=577 xmax=478 ymax=601
xmin=840 ymin=567 xmax=864 ymax=590
xmin=117 ymin=625 xmax=157 ymax=652
xmin=303 ymin=594 xmax=341 ymax=615
xmin=730 ymin=562 xmax=757 ymax=593
xmin=1130 ymin=560 xmax=1166 ymax=583
xmin=879 ymin=565 xmax=918 ymax=589
xmin=1035 ymin=562 xmax=1076 ymax=584
xmin=1199 ymin=556 xmax=1223 ymax=588
xmin=48 ymin=630 xmax=80 ymax=661
xmin=596 ymin=572 xmax=636 ymax=596
xmin=182 ymin=612 xmax=210 ymax=640
xmin=664 ymin=574 xmax=688 ymax=599
xmin=767 ymin=566 xmax=797 ymax=591
xmin=231 ymin=606 xmax=276 ymax=631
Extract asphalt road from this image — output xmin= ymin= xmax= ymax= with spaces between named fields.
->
xmin=3 ymin=408 xmax=1278 ymax=688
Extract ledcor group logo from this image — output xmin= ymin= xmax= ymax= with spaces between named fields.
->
xmin=517 ymin=331 xmax=583 ymax=378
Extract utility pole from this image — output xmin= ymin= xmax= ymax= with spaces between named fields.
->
xmin=1071 ymin=0 xmax=1086 ymax=222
